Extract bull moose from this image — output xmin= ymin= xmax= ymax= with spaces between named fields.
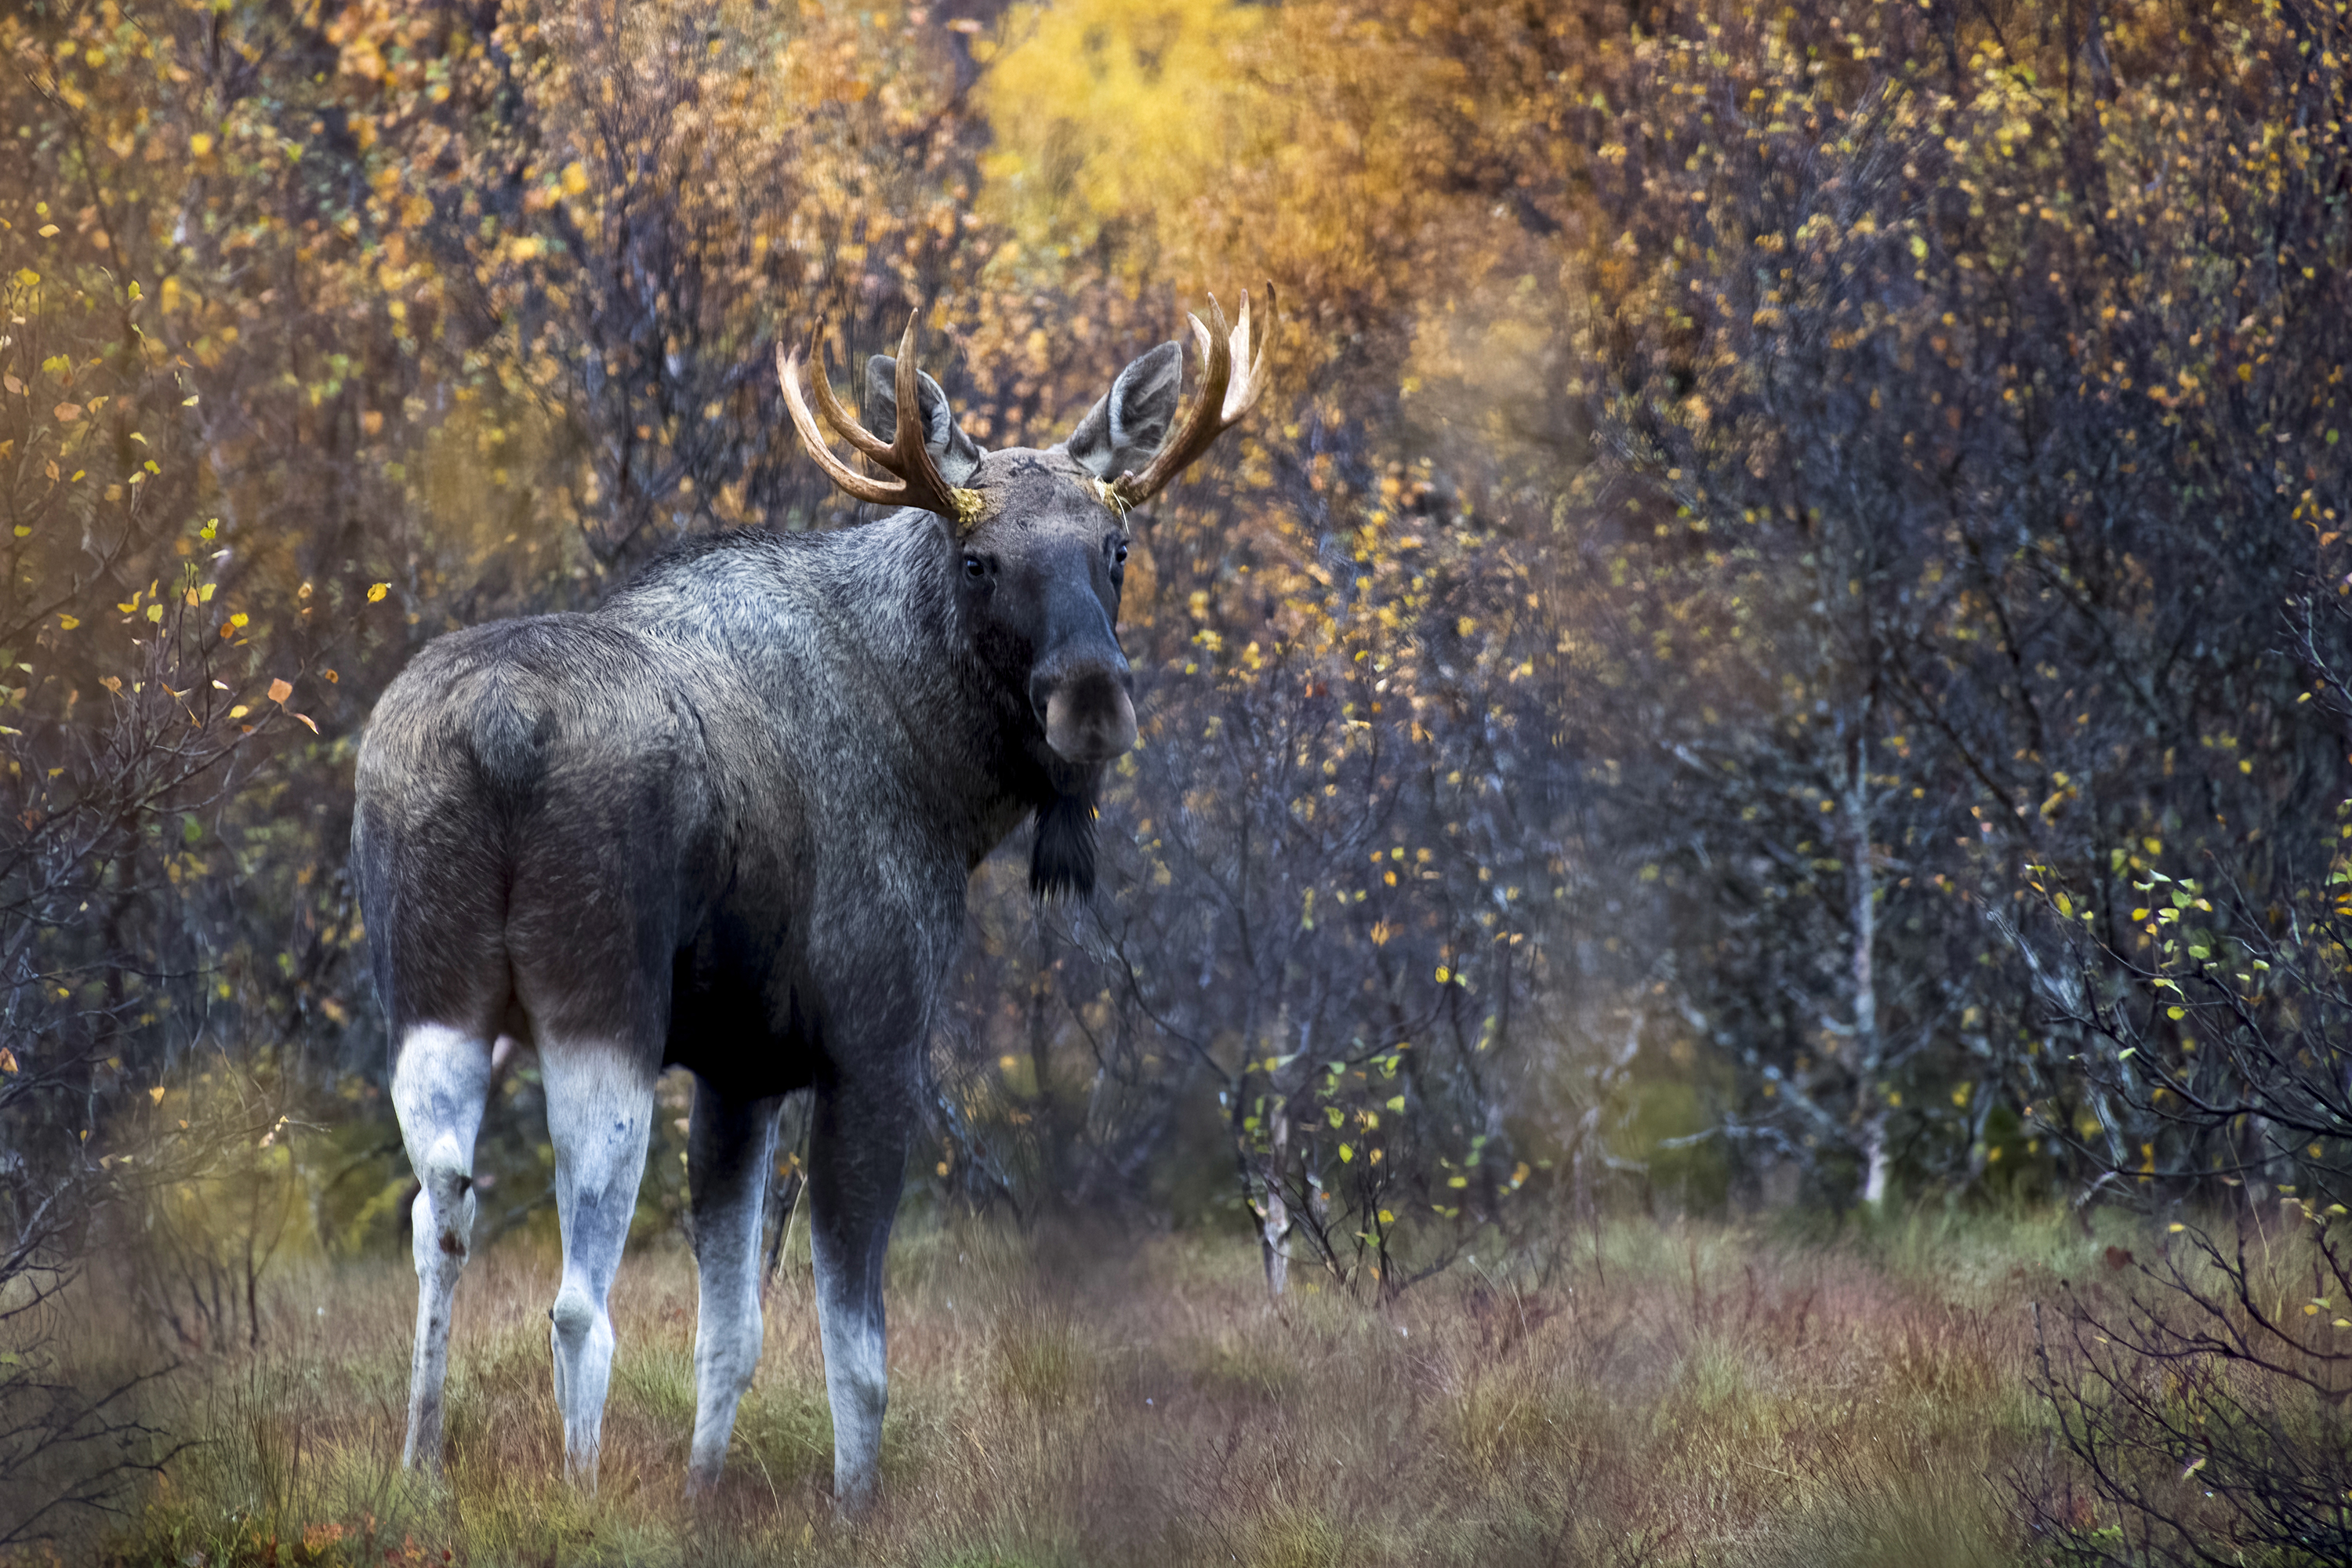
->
xmin=351 ymin=295 xmax=1268 ymax=1505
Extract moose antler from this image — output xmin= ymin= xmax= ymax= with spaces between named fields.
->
xmin=777 ymin=316 xmax=985 ymax=532
xmin=1107 ymin=285 xmax=1275 ymax=510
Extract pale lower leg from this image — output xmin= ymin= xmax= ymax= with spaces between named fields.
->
xmin=539 ymin=1045 xmax=655 ymax=1492
xmin=392 ymin=1024 xmax=493 ymax=1472
xmin=685 ymin=1087 xmax=779 ymax=1495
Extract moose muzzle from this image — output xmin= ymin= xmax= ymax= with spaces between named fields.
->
xmin=1033 ymin=658 xmax=1137 ymax=764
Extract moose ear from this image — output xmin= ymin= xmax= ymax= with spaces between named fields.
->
xmin=863 ymin=354 xmax=985 ymax=485
xmin=1061 ymin=340 xmax=1183 ymax=482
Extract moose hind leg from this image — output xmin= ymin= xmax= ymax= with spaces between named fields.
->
xmin=808 ymin=1075 xmax=911 ymax=1510
xmin=539 ymin=1042 xmax=655 ymax=1491
xmin=684 ymin=1085 xmax=780 ymax=1496
xmin=391 ymin=1023 xmax=495 ymax=1473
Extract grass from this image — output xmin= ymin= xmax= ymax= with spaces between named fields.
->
xmin=20 ymin=1204 xmax=2135 ymax=1567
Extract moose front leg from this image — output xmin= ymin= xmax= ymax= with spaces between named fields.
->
xmin=684 ymin=1083 xmax=780 ymax=1497
xmin=807 ymin=1069 xmax=911 ymax=1511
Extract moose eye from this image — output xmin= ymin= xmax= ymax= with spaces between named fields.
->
xmin=1108 ymin=538 xmax=1129 ymax=568
xmin=963 ymin=554 xmax=986 ymax=581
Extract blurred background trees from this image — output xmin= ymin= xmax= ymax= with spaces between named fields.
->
xmin=5 ymin=0 xmax=2350 ymax=1406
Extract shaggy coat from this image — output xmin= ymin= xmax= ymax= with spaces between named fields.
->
xmin=354 ymin=338 xmax=1187 ymax=1504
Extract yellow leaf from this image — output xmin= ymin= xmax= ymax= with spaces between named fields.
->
xmin=56 ymin=614 xmax=78 ymax=630
xmin=561 ymin=161 xmax=589 ymax=196
xmin=367 ymin=582 xmax=390 ymax=603
xmin=190 ymin=132 xmax=212 ymax=156
xmin=0 ymin=1047 xmax=16 ymax=1073
xmin=149 ymin=1085 xmax=165 ymax=1104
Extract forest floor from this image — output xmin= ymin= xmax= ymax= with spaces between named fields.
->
xmin=30 ymin=1207 xmax=2131 ymax=1568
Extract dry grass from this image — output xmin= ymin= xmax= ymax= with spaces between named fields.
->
xmin=29 ymin=1207 xmax=2123 ymax=1567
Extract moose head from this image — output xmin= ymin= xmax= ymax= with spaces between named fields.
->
xmin=776 ymin=292 xmax=1271 ymax=894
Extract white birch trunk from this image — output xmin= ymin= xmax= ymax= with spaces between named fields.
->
xmin=1261 ymin=1109 xmax=1290 ymax=1298
xmin=1846 ymin=730 xmax=1888 ymax=1207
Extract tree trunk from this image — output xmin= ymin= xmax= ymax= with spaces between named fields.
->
xmin=1846 ymin=728 xmax=1888 ymax=1207
xmin=1860 ymin=1105 xmax=1891 ymax=1207
xmin=1260 ymin=1109 xmax=1290 ymax=1298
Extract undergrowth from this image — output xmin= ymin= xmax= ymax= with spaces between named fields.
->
xmin=19 ymin=1207 xmax=2132 ymax=1567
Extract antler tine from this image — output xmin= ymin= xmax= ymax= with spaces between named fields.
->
xmin=1110 ymin=283 xmax=1275 ymax=509
xmin=778 ymin=338 xmax=904 ymax=508
xmin=804 ymin=335 xmax=895 ymax=462
xmin=1223 ymin=285 xmax=1272 ymax=423
xmin=779 ymin=317 xmax=982 ymax=528
xmin=887 ymin=316 xmax=961 ymax=515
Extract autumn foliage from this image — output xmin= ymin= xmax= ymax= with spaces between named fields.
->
xmin=5 ymin=0 xmax=2352 ymax=1550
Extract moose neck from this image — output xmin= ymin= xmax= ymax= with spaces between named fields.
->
xmin=611 ymin=510 xmax=1054 ymax=866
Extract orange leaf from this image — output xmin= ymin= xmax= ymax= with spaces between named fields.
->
xmin=53 ymin=402 xmax=82 ymax=423
xmin=0 ymin=1047 xmax=16 ymax=1073
xmin=267 ymin=677 xmax=292 ymax=704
